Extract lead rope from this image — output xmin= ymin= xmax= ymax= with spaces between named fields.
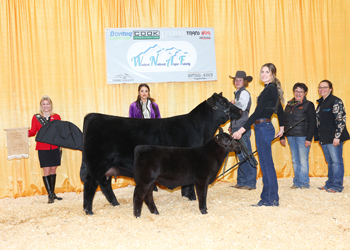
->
xmin=217 ymin=118 xmax=306 ymax=180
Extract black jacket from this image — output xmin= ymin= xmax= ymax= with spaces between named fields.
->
xmin=283 ymin=97 xmax=316 ymax=141
xmin=315 ymin=94 xmax=349 ymax=144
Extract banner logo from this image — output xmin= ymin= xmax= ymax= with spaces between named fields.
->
xmin=200 ymin=30 xmax=211 ymax=40
xmin=109 ymin=31 xmax=132 ymax=40
xmin=111 ymin=73 xmax=134 ymax=83
xmin=127 ymin=41 xmax=196 ymax=72
xmin=187 ymin=31 xmax=200 ymax=36
xmin=188 ymin=72 xmax=214 ymax=80
xmin=133 ymin=30 xmax=160 ymax=40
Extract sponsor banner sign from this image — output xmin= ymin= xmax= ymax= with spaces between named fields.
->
xmin=106 ymin=28 xmax=217 ymax=84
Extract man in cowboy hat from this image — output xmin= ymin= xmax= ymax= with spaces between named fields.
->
xmin=229 ymin=71 xmax=257 ymax=190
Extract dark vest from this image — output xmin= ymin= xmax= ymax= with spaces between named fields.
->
xmin=316 ymin=94 xmax=350 ymax=144
xmin=230 ymin=87 xmax=251 ymax=131
xmin=284 ymin=98 xmax=311 ymax=137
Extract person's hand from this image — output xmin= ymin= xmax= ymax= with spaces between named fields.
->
xmin=275 ymin=128 xmax=284 ymax=138
xmin=280 ymin=139 xmax=286 ymax=146
xmin=232 ymin=131 xmax=242 ymax=140
xmin=305 ymin=140 xmax=311 ymax=147
xmin=232 ymin=127 xmax=246 ymax=140
xmin=333 ymin=138 xmax=340 ymax=147
xmin=230 ymin=100 xmax=236 ymax=105
xmin=228 ymin=127 xmax=232 ymax=134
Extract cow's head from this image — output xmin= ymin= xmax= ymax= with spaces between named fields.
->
xmin=207 ymin=92 xmax=242 ymax=121
xmin=215 ymin=127 xmax=241 ymax=153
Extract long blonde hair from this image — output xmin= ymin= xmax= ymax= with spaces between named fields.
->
xmin=260 ymin=63 xmax=285 ymax=104
xmin=39 ymin=95 xmax=55 ymax=115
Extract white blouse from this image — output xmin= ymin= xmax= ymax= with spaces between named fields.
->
xmin=141 ymin=100 xmax=151 ymax=118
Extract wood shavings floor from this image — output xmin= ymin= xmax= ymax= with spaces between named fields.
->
xmin=0 ymin=177 xmax=349 ymax=250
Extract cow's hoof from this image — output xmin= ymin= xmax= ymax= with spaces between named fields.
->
xmin=84 ymin=209 xmax=94 ymax=215
xmin=189 ymin=195 xmax=196 ymax=201
xmin=111 ymin=201 xmax=120 ymax=206
xmin=134 ymin=208 xmax=141 ymax=218
xmin=200 ymin=209 xmax=208 ymax=214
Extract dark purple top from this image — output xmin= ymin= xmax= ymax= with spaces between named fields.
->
xmin=129 ymin=101 xmax=161 ymax=119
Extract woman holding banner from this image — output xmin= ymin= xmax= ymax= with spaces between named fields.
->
xmin=28 ymin=95 xmax=62 ymax=204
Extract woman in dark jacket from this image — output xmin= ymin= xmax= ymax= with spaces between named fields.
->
xmin=233 ymin=63 xmax=284 ymax=207
xmin=280 ymin=83 xmax=316 ymax=189
xmin=315 ymin=80 xmax=349 ymax=193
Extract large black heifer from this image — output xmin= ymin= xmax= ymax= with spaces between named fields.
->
xmin=133 ymin=128 xmax=241 ymax=217
xmin=82 ymin=93 xmax=242 ymax=215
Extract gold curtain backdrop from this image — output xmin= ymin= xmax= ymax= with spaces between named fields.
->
xmin=1 ymin=0 xmax=349 ymax=198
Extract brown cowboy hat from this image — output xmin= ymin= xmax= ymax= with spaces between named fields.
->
xmin=229 ymin=71 xmax=253 ymax=83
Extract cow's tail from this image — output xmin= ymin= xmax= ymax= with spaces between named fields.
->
xmin=80 ymin=114 xmax=92 ymax=183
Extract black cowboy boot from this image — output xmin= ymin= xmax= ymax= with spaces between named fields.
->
xmin=50 ymin=174 xmax=62 ymax=200
xmin=42 ymin=176 xmax=54 ymax=203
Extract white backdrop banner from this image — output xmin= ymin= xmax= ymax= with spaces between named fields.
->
xmin=105 ymin=28 xmax=217 ymax=84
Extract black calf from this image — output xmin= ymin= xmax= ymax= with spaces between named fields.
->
xmin=133 ymin=128 xmax=241 ymax=217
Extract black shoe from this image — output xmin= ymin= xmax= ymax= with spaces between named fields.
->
xmin=231 ymin=184 xmax=243 ymax=189
xmin=251 ymin=200 xmax=279 ymax=207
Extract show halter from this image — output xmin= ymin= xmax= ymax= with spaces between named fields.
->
xmin=206 ymin=96 xmax=231 ymax=118
xmin=215 ymin=134 xmax=237 ymax=152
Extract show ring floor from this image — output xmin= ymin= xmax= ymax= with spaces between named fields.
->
xmin=0 ymin=177 xmax=349 ymax=250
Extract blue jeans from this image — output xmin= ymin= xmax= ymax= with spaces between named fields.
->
xmin=254 ymin=122 xmax=279 ymax=206
xmin=321 ymin=143 xmax=344 ymax=192
xmin=235 ymin=129 xmax=257 ymax=188
xmin=287 ymin=136 xmax=310 ymax=188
